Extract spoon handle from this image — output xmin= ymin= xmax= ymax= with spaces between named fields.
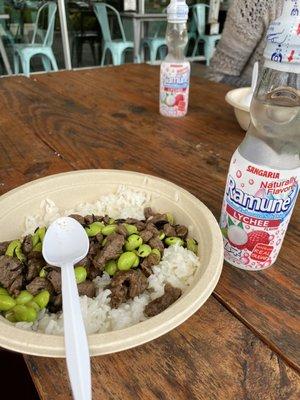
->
xmin=62 ymin=263 xmax=91 ymax=400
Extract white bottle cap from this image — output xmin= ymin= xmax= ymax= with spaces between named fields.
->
xmin=167 ymin=0 xmax=189 ymax=23
xmin=263 ymin=0 xmax=300 ymax=73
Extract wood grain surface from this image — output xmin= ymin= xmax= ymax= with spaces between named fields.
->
xmin=25 ymin=298 xmax=300 ymax=400
xmin=0 ymin=65 xmax=299 ymax=399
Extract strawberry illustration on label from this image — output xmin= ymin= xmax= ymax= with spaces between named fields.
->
xmin=288 ymin=50 xmax=295 ymax=62
xmin=177 ymin=100 xmax=186 ymax=112
xmin=174 ymin=94 xmax=184 ymax=105
xmin=246 ymin=231 xmax=270 ymax=251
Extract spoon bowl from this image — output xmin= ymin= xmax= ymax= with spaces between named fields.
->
xmin=43 ymin=217 xmax=89 ymax=266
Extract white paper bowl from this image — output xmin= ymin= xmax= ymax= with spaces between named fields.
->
xmin=0 ymin=170 xmax=223 ymax=357
xmin=225 ymin=87 xmax=251 ymax=131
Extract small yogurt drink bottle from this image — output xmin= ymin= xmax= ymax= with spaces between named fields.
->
xmin=159 ymin=0 xmax=190 ymax=117
xmin=220 ymin=0 xmax=300 ymax=270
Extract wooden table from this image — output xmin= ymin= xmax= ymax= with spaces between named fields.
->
xmin=0 ymin=65 xmax=299 ymax=399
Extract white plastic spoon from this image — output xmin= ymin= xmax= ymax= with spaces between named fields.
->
xmin=43 ymin=217 xmax=91 ymax=400
xmin=242 ymin=62 xmax=259 ymax=108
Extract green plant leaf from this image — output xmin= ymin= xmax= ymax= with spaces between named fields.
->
xmin=228 ymin=216 xmax=235 ymax=227
xmin=237 ymin=221 xmax=243 ymax=229
xmin=221 ymin=227 xmax=228 ymax=238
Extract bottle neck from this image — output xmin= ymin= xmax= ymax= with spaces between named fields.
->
xmin=239 ymin=66 xmax=300 ymax=170
xmin=165 ymin=22 xmax=188 ymax=61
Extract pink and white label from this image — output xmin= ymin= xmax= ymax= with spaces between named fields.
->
xmin=220 ymin=150 xmax=300 ymax=270
xmin=159 ymin=61 xmax=190 ymax=118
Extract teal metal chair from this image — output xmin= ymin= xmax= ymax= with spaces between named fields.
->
xmin=141 ymin=19 xmax=167 ymax=64
xmin=13 ymin=2 xmax=58 ymax=76
xmin=93 ymin=3 xmax=134 ymax=66
xmin=192 ymin=4 xmax=221 ymax=66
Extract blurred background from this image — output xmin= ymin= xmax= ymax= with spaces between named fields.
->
xmin=0 ymin=0 xmax=231 ymax=76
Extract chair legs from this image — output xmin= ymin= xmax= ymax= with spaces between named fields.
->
xmin=158 ymin=46 xmax=167 ymax=61
xmin=192 ymin=38 xmax=200 ymax=57
xmin=13 ymin=52 xmax=20 ymax=74
xmin=143 ymin=42 xmax=166 ymax=64
xmin=101 ymin=47 xmax=107 ymax=66
xmin=41 ymin=55 xmax=52 ymax=71
xmin=204 ymin=38 xmax=219 ymax=66
xmin=20 ymin=55 xmax=30 ymax=77
xmin=14 ymin=49 xmax=58 ymax=77
xmin=149 ymin=43 xmax=157 ymax=64
xmin=46 ymin=50 xmax=58 ymax=71
xmin=111 ymin=50 xmax=122 ymax=66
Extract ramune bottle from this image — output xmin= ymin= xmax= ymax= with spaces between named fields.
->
xmin=159 ymin=0 xmax=190 ymax=117
xmin=220 ymin=0 xmax=300 ymax=270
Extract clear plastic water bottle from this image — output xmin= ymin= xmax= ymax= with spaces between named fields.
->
xmin=220 ymin=0 xmax=300 ymax=270
xmin=159 ymin=0 xmax=190 ymax=117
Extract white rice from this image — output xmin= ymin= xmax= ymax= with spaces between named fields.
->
xmin=16 ymin=186 xmax=200 ymax=335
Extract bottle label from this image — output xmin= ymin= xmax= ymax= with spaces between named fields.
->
xmin=160 ymin=62 xmax=190 ymax=117
xmin=220 ymin=150 xmax=300 ymax=270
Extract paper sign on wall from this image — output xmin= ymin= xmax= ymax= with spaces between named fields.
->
xmin=124 ymin=0 xmax=137 ymax=11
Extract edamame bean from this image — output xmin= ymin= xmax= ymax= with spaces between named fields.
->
xmin=15 ymin=290 xmax=33 ymax=305
xmin=33 ymin=290 xmax=50 ymax=309
xmin=4 ymin=311 xmax=16 ymax=323
xmin=165 ymin=237 xmax=184 ymax=246
xmin=32 ymin=230 xmax=40 ymax=247
xmin=0 ymin=294 xmax=16 ymax=311
xmin=13 ymin=305 xmax=37 ymax=322
xmin=166 ymin=213 xmax=174 ymax=225
xmin=102 ymin=224 xmax=117 ymax=236
xmin=105 ymin=260 xmax=117 ymax=276
xmin=151 ymin=248 xmax=161 ymax=262
xmin=125 ymin=234 xmax=143 ymax=251
xmin=37 ymin=227 xmax=46 ymax=242
xmin=117 ymin=252 xmax=137 ymax=271
xmin=124 ymin=224 xmax=138 ymax=235
xmin=39 ymin=267 xmax=47 ymax=278
xmin=108 ymin=218 xmax=115 ymax=225
xmin=0 ymin=287 xmax=8 ymax=295
xmin=33 ymin=242 xmax=42 ymax=252
xmin=133 ymin=255 xmax=140 ymax=268
xmin=25 ymin=306 xmax=37 ymax=322
xmin=137 ymin=244 xmax=152 ymax=258
xmin=74 ymin=266 xmax=87 ymax=284
xmin=5 ymin=240 xmax=20 ymax=257
xmin=102 ymin=237 xmax=108 ymax=247
xmin=186 ymin=238 xmax=198 ymax=254
xmin=159 ymin=231 xmax=165 ymax=240
xmin=15 ymin=244 xmax=26 ymax=262
xmin=26 ymin=300 xmax=40 ymax=312
xmin=12 ymin=305 xmax=29 ymax=322
xmin=85 ymin=222 xmax=104 ymax=237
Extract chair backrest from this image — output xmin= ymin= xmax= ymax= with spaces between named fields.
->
xmin=93 ymin=3 xmax=126 ymax=43
xmin=192 ymin=4 xmax=209 ymax=36
xmin=31 ymin=2 xmax=57 ymax=47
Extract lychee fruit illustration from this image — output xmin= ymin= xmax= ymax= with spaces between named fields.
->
xmin=166 ymin=93 xmax=176 ymax=107
xmin=246 ymin=231 xmax=270 ymax=251
xmin=227 ymin=225 xmax=248 ymax=249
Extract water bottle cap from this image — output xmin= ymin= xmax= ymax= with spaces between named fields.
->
xmin=167 ymin=0 xmax=189 ymax=23
xmin=263 ymin=0 xmax=300 ymax=73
